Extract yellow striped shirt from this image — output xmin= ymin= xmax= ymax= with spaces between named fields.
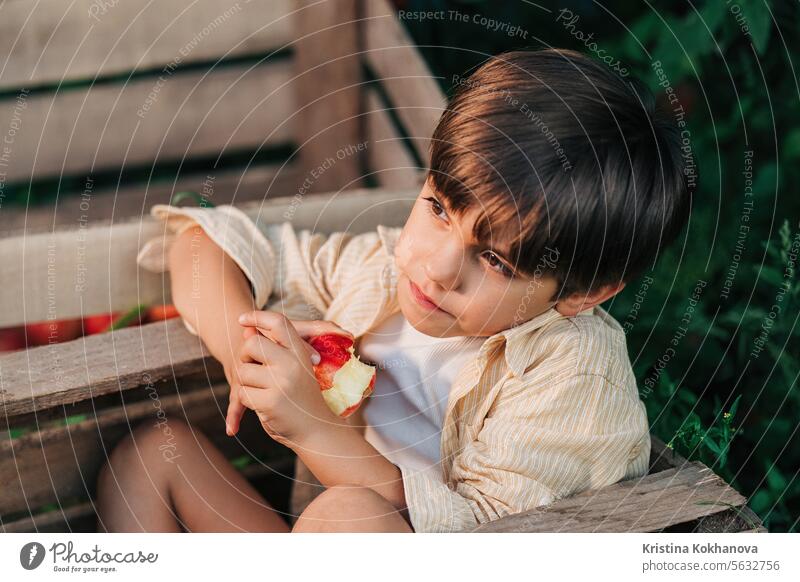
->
xmin=137 ymin=203 xmax=652 ymax=533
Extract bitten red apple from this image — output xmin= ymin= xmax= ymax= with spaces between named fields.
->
xmin=308 ymin=334 xmax=376 ymax=418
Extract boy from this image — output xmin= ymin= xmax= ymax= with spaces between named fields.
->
xmin=97 ymin=48 xmax=691 ymax=533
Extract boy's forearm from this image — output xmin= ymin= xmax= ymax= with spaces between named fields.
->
xmin=295 ymin=423 xmax=410 ymax=521
xmin=168 ymin=226 xmax=257 ymax=367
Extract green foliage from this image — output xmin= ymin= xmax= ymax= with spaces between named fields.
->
xmin=402 ymin=0 xmax=799 ymax=531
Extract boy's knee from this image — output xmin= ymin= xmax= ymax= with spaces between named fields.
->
xmin=101 ymin=417 xmax=193 ymax=478
xmin=292 ymin=485 xmax=401 ymax=532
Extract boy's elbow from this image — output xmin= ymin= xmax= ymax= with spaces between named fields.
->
xmin=168 ymin=227 xmax=210 ymax=311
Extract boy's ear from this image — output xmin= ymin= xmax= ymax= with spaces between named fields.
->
xmin=555 ymin=281 xmax=626 ymax=316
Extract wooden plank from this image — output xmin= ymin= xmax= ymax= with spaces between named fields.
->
xmin=649 ymin=435 xmax=688 ymax=473
xmin=292 ymin=0 xmax=364 ymax=193
xmin=363 ymin=0 xmax=446 ymax=165
xmin=471 ymin=462 xmax=747 ymax=533
xmin=687 ymin=504 xmax=768 ymax=533
xmin=0 ymin=187 xmax=416 ymax=326
xmin=0 ymin=381 xmax=292 ymax=517
xmin=0 ymin=319 xmax=214 ymax=418
xmin=364 ymin=88 xmax=425 ymax=189
xmin=1 ymin=456 xmax=296 ymax=533
xmin=0 ymin=164 xmax=302 ymax=235
xmin=0 ymin=59 xmax=295 ymax=183
xmin=0 ymin=190 xmax=417 ymax=416
xmin=1 ymin=501 xmax=96 ymax=534
xmin=0 ymin=0 xmax=294 ymax=89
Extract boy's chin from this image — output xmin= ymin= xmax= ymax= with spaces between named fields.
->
xmin=399 ymin=300 xmax=458 ymax=338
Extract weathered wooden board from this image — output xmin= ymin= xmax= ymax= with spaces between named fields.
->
xmin=0 ymin=319 xmax=217 ymax=418
xmin=0 ymin=187 xmax=416 ymax=327
xmin=1 ymin=458 xmax=296 ymax=533
xmin=363 ymin=0 xmax=446 ymax=165
xmin=0 ymin=0 xmax=294 ymax=89
xmin=0 ymin=60 xmax=295 ymax=183
xmin=0 ymin=381 xmax=291 ymax=517
xmin=364 ymin=88 xmax=425 ymax=189
xmin=292 ymin=0 xmax=364 ymax=193
xmin=471 ymin=462 xmax=747 ymax=533
xmin=648 ymin=435 xmax=688 ymax=473
xmin=0 ymin=164 xmax=302 ymax=235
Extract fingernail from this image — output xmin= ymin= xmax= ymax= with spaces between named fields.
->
xmin=311 ymin=352 xmax=321 ymax=365
xmin=238 ymin=314 xmax=247 ymax=324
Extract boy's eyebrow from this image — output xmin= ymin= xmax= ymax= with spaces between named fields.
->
xmin=438 ymin=195 xmax=513 ymax=260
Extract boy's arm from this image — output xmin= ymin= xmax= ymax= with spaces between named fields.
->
xmin=295 ymin=423 xmax=410 ymax=524
xmin=138 ymin=203 xmax=394 ymax=321
xmin=137 ymin=202 xmax=396 ymax=432
xmin=167 ymin=226 xmax=255 ymax=376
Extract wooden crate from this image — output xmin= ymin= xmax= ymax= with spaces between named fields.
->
xmin=0 ymin=0 xmax=762 ymax=533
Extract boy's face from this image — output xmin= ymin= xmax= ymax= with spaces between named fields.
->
xmin=394 ymin=179 xmax=560 ymax=338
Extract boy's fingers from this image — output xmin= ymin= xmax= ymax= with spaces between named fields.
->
xmin=238 ymin=311 xmax=309 ymax=360
xmin=240 ymin=333 xmax=283 ymax=364
xmin=281 ymin=320 xmax=354 ymax=365
xmin=290 ymin=319 xmax=354 ymax=340
xmin=236 ymin=362 xmax=283 ymax=389
xmin=226 ymin=392 xmax=246 ymax=437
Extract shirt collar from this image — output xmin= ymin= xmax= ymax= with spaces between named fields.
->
xmin=495 ymin=307 xmax=565 ymax=378
xmin=377 ymin=224 xmax=400 ymax=258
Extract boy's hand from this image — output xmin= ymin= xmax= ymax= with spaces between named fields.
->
xmin=233 ymin=310 xmax=354 ymax=448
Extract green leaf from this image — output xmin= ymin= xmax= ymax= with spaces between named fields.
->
xmin=765 ymin=464 xmax=788 ymax=492
xmin=749 ymin=489 xmax=773 ymax=514
xmin=110 ymin=304 xmax=148 ymax=331
xmin=64 ymin=414 xmax=88 ymax=426
xmin=170 ymin=190 xmax=216 ymax=208
xmin=741 ymin=0 xmax=772 ymax=54
xmin=727 ymin=394 xmax=742 ymax=420
xmin=703 ymin=437 xmax=722 ymax=455
xmin=230 ymin=455 xmax=253 ymax=469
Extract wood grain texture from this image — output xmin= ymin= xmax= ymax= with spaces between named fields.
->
xmin=0 ymin=318 xmax=214 ymax=418
xmin=0 ymin=164 xmax=302 ymax=235
xmin=1 ymin=457 xmax=296 ymax=533
xmin=0 ymin=60 xmax=295 ymax=182
xmin=0 ymin=381 xmax=292 ymax=517
xmin=364 ymin=88 xmax=425 ymax=189
xmin=0 ymin=187 xmax=416 ymax=326
xmin=292 ymin=0 xmax=364 ymax=193
xmin=0 ymin=0 xmax=294 ymax=89
xmin=471 ymin=462 xmax=747 ymax=533
xmin=363 ymin=0 xmax=446 ymax=166
xmin=649 ymin=435 xmax=689 ymax=473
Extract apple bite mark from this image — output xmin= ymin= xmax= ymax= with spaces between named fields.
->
xmin=309 ymin=334 xmax=377 ymax=418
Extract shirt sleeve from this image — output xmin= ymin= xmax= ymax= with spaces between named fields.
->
xmin=397 ymin=373 xmax=651 ymax=533
xmin=136 ymin=203 xmax=389 ymax=332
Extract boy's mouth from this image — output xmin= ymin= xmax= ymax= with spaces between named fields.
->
xmin=409 ymin=280 xmax=449 ymax=315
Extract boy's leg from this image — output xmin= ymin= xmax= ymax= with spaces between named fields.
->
xmin=96 ymin=418 xmax=290 ymax=533
xmin=292 ymin=485 xmax=413 ymax=532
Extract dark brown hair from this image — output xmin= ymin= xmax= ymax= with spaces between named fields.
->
xmin=428 ymin=48 xmax=693 ymax=300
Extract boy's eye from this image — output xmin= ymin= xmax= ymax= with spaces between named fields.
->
xmin=483 ymin=251 xmax=515 ymax=278
xmin=423 ymin=196 xmax=447 ymax=221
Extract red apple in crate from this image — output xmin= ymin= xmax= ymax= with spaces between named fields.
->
xmin=146 ymin=304 xmax=180 ymax=322
xmin=82 ymin=312 xmax=119 ymax=335
xmin=0 ymin=326 xmax=26 ymax=352
xmin=25 ymin=318 xmax=83 ymax=346
xmin=308 ymin=334 xmax=376 ymax=418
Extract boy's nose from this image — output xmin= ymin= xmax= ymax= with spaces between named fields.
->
xmin=423 ymin=241 xmax=465 ymax=293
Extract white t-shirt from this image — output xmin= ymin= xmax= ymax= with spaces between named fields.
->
xmin=358 ymin=311 xmax=486 ymax=480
